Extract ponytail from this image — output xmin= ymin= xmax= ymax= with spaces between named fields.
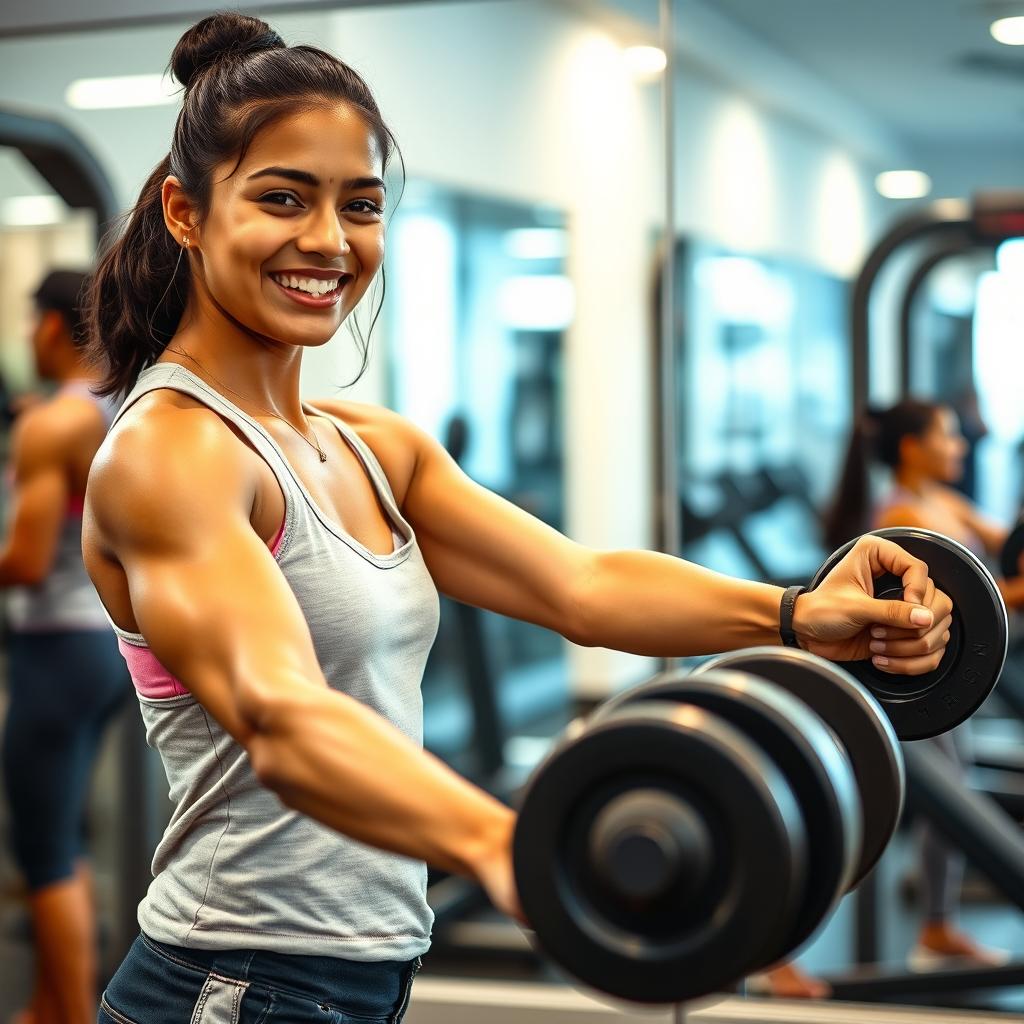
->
xmin=83 ymin=155 xmax=189 ymax=396
xmin=823 ymin=397 xmax=942 ymax=550
xmin=823 ymin=410 xmax=878 ymax=551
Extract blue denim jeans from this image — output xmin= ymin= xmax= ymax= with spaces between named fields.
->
xmin=98 ymin=932 xmax=421 ymax=1024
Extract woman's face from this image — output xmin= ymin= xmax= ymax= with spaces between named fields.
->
xmin=191 ymin=102 xmax=386 ymax=348
xmin=905 ymin=408 xmax=968 ymax=483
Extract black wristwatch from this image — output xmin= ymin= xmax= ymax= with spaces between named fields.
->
xmin=779 ymin=585 xmax=806 ymax=648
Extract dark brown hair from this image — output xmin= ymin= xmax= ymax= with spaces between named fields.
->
xmin=823 ymin=398 xmax=943 ymax=550
xmin=84 ymin=11 xmax=402 ymax=395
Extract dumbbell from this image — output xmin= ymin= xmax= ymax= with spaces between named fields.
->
xmin=514 ymin=656 xmax=881 ymax=1004
xmin=512 ymin=527 xmax=1006 ymax=1005
xmin=812 ymin=527 xmax=1007 ymax=739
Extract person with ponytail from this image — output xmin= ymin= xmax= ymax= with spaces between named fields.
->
xmin=82 ymin=13 xmax=954 ymax=1021
xmin=0 ymin=270 xmax=127 ymax=1024
xmin=826 ymin=398 xmax=1010 ymax=971
xmin=825 ymin=399 xmax=1008 ymax=559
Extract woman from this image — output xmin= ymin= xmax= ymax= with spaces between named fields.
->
xmin=827 ymin=398 xmax=1009 ymax=970
xmin=1 ymin=270 xmax=127 ymax=1024
xmin=82 ymin=14 xmax=952 ymax=1022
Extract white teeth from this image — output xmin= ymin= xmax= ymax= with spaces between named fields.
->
xmin=272 ymin=273 xmax=341 ymax=296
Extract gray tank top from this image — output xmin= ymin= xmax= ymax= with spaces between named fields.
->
xmin=7 ymin=380 xmax=118 ymax=632
xmin=108 ymin=363 xmax=440 ymax=960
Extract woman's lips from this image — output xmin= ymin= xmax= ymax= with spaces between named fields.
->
xmin=269 ymin=274 xmax=347 ymax=309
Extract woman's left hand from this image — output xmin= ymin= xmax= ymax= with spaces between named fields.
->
xmin=793 ymin=535 xmax=953 ymax=673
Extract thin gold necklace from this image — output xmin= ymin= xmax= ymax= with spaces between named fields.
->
xmin=166 ymin=348 xmax=328 ymax=463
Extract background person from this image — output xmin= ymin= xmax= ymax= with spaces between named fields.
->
xmin=827 ymin=398 xmax=1009 ymax=969
xmin=0 ymin=269 xmax=127 ymax=1024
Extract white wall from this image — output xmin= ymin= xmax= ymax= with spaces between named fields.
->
xmin=910 ymin=141 xmax=1024 ymax=201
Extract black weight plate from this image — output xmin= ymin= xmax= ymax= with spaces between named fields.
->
xmin=810 ymin=528 xmax=1007 ymax=740
xmin=1000 ymin=518 xmax=1024 ymax=581
xmin=514 ymin=701 xmax=806 ymax=1004
xmin=696 ymin=648 xmax=904 ymax=888
xmin=596 ymin=669 xmax=858 ymax=964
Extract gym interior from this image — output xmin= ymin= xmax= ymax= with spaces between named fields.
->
xmin=2 ymin=0 xmax=1024 ymax=1021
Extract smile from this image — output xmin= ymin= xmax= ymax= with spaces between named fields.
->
xmin=268 ymin=271 xmax=351 ymax=309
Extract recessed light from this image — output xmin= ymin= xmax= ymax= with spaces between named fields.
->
xmin=875 ymin=170 xmax=932 ymax=200
xmin=1 ymin=195 xmax=65 ymax=226
xmin=991 ymin=16 xmax=1024 ymax=45
xmin=623 ymin=46 xmax=667 ymax=79
xmin=66 ymin=74 xmax=179 ymax=110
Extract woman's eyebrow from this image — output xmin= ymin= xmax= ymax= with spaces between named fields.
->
xmin=247 ymin=166 xmax=386 ymax=192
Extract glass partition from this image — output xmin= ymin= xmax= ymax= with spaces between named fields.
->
xmin=385 ymin=182 xmax=570 ymax=770
xmin=676 ymin=238 xmax=848 ymax=584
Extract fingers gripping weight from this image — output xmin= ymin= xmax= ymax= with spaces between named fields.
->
xmin=811 ymin=527 xmax=1007 ymax=739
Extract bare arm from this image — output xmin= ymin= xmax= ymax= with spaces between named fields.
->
xmin=86 ymin=404 xmax=513 ymax=884
xmin=0 ymin=405 xmax=71 ymax=586
xmin=379 ymin=414 xmax=782 ymax=653
xmin=342 ymin=409 xmax=945 ymax=662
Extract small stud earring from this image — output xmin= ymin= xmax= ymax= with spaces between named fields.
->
xmin=184 ymin=235 xmax=191 ymax=249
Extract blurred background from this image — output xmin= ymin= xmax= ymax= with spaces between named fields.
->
xmin=2 ymin=0 xmax=1024 ymax=1017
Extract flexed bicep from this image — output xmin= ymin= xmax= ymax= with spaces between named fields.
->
xmin=86 ymin=401 xmax=328 ymax=750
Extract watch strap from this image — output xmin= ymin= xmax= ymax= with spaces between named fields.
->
xmin=779 ymin=585 xmax=806 ymax=648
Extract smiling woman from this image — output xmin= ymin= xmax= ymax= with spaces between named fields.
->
xmin=73 ymin=8 xmax=959 ymax=1024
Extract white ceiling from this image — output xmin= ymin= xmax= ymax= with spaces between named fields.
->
xmin=708 ymin=0 xmax=1024 ymax=145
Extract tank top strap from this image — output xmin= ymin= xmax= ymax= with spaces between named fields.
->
xmin=309 ymin=406 xmax=410 ymax=540
xmin=115 ymin=363 xmax=306 ymax=514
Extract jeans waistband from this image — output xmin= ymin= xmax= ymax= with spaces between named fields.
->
xmin=140 ymin=931 xmax=416 ymax=1009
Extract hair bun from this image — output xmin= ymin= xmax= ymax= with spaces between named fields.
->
xmin=171 ymin=11 xmax=285 ymax=91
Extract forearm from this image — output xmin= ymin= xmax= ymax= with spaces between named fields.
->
xmin=575 ymin=549 xmax=784 ymax=656
xmin=0 ymin=545 xmax=43 ymax=586
xmin=251 ymin=685 xmax=515 ymax=879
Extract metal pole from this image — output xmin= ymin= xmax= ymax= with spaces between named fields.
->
xmin=658 ymin=0 xmax=679 ymax=560
xmin=897 ymin=233 xmax=977 ymax=397
xmin=658 ymin=0 xmax=680 ymax=672
xmin=849 ymin=200 xmax=969 ymax=413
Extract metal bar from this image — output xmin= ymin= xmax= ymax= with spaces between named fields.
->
xmin=822 ymin=959 xmax=1024 ymax=1001
xmin=850 ymin=200 xmax=970 ymax=413
xmin=658 ymin=0 xmax=679 ymax=561
xmin=896 ymin=233 xmax=977 ymax=398
xmin=853 ymin=867 xmax=879 ymax=965
xmin=0 ymin=107 xmax=118 ymax=233
xmin=903 ymin=739 xmax=1024 ymax=913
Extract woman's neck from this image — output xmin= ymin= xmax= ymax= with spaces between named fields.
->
xmin=161 ymin=311 xmax=306 ymax=422
xmin=894 ymin=466 xmax=935 ymax=498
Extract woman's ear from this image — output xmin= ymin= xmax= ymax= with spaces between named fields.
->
xmin=898 ymin=433 xmax=921 ymax=467
xmin=161 ymin=175 xmax=197 ymax=247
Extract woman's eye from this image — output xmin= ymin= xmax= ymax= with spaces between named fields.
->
xmin=348 ymin=199 xmax=384 ymax=216
xmin=261 ymin=191 xmax=301 ymax=208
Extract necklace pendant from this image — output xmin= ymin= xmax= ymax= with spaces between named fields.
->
xmin=319 ymin=451 xmax=328 ymax=463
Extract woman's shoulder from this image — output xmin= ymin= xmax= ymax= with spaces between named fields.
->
xmin=106 ymin=387 xmax=247 ymax=459
xmin=91 ymin=389 xmax=256 ymax=520
xmin=875 ymin=500 xmax=930 ymax=531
